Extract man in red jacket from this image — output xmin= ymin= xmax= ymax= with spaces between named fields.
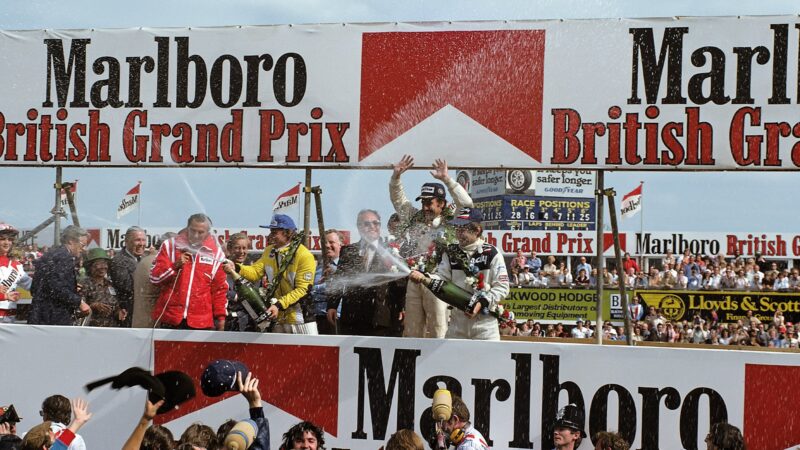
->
xmin=150 ymin=213 xmax=228 ymax=330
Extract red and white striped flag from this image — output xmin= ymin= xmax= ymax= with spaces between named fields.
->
xmin=59 ymin=181 xmax=77 ymax=207
xmin=620 ymin=183 xmax=642 ymax=219
xmin=273 ymin=183 xmax=300 ymax=215
xmin=116 ymin=183 xmax=141 ymax=219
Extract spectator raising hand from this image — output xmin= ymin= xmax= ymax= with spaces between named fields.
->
xmin=122 ymin=397 xmax=166 ymax=450
xmin=237 ymin=371 xmax=262 ymax=408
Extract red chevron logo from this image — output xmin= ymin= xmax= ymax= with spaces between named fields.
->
xmin=153 ymin=341 xmax=339 ymax=435
xmin=359 ymin=30 xmax=546 ymax=162
xmin=744 ymin=363 xmax=800 ymax=450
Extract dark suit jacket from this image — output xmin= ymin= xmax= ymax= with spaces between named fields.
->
xmin=328 ymin=240 xmax=402 ymax=335
xmin=29 ymin=246 xmax=81 ymax=325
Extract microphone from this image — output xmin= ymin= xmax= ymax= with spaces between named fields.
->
xmin=432 ymin=388 xmax=452 ymax=450
xmin=432 ymin=389 xmax=452 ymax=421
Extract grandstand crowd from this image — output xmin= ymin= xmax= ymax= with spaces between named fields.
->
xmin=0 ymin=156 xmax=796 ymax=353
xmin=508 ymin=249 xmax=799 ymax=292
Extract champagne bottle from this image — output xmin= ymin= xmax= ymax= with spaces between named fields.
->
xmin=420 ymin=274 xmax=502 ymax=319
xmin=230 ymin=270 xmax=272 ymax=325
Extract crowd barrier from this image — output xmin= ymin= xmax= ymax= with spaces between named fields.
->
xmin=2 ymin=324 xmax=799 ymax=450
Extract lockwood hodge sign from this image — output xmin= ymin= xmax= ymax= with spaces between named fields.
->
xmin=3 ymin=326 xmax=799 ymax=450
xmin=0 ymin=17 xmax=799 ymax=170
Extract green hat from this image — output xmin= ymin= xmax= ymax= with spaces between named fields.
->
xmin=85 ymin=248 xmax=111 ymax=266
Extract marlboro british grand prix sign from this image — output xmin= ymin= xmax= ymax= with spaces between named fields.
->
xmin=0 ymin=17 xmax=799 ymax=170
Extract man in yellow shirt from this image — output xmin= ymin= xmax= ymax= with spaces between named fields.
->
xmin=225 ymin=214 xmax=317 ymax=334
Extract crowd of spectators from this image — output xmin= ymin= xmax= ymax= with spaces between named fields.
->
xmin=502 ymin=304 xmax=799 ymax=349
xmin=507 ymin=249 xmax=799 ymax=292
xmin=4 ymin=224 xmax=798 ymax=350
xmin=0 ymin=367 xmax=332 ymax=450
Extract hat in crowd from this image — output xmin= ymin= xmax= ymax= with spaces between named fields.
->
xmin=201 ymin=359 xmax=250 ymax=397
xmin=0 ymin=223 xmax=17 ymax=236
xmin=0 ymin=405 xmax=20 ymax=424
xmin=554 ymin=404 xmax=586 ymax=437
xmin=415 ymin=182 xmax=446 ymax=201
xmin=449 ymin=208 xmax=483 ymax=226
xmin=84 ymin=366 xmax=196 ymax=415
xmin=155 ymin=371 xmax=197 ymax=414
xmin=224 ymin=419 xmax=258 ymax=450
xmin=84 ymin=248 xmax=111 ymax=266
xmin=260 ymin=214 xmax=297 ymax=231
xmin=21 ymin=421 xmax=52 ymax=448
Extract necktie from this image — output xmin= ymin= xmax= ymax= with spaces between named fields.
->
xmin=364 ymin=248 xmax=374 ymax=270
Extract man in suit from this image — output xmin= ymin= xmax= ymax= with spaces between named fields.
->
xmin=29 ymin=225 xmax=91 ymax=325
xmin=327 ymin=209 xmax=401 ymax=336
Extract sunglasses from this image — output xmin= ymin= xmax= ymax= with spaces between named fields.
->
xmin=359 ymin=220 xmax=381 ymax=228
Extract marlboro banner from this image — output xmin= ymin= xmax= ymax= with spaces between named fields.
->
xmin=0 ymin=17 xmax=799 ymax=170
xmin=2 ymin=325 xmax=800 ymax=450
xmin=116 ymin=183 xmax=140 ymax=218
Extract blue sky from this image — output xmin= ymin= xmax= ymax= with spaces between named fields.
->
xmin=1 ymin=0 xmax=798 ymax=237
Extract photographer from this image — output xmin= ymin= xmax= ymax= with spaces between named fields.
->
xmin=438 ymin=394 xmax=488 ymax=450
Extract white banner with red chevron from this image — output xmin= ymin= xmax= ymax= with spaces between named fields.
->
xmin=1 ymin=325 xmax=798 ymax=450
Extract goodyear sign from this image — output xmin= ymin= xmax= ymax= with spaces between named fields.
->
xmin=504 ymin=288 xmax=625 ymax=324
xmin=636 ymin=290 xmax=800 ymax=324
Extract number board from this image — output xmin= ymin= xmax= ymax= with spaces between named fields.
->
xmin=473 ymin=195 xmax=596 ymax=231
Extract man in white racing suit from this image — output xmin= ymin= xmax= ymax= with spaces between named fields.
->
xmin=410 ymin=208 xmax=509 ymax=341
xmin=390 ymin=155 xmax=474 ymax=338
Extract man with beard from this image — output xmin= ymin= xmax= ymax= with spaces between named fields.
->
xmin=327 ymin=209 xmax=399 ymax=336
xmin=409 ymin=208 xmax=509 ymax=340
xmin=29 ymin=225 xmax=91 ymax=325
xmin=390 ymin=155 xmax=473 ymax=338
xmin=110 ymin=226 xmax=147 ymax=327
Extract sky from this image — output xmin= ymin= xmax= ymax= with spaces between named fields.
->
xmin=1 ymin=0 xmax=799 ymax=241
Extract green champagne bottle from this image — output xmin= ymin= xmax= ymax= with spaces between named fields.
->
xmin=420 ymin=274 xmax=502 ymax=319
xmin=421 ymin=275 xmax=474 ymax=311
xmin=230 ymin=270 xmax=272 ymax=325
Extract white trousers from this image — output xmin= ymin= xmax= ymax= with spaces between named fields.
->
xmin=403 ymin=281 xmax=449 ymax=338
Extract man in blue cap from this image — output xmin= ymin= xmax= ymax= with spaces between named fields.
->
xmin=390 ymin=155 xmax=474 ymax=339
xmin=409 ymin=207 xmax=509 ymax=340
xmin=225 ymin=214 xmax=317 ymax=334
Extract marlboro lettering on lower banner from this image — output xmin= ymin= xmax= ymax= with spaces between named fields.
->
xmin=116 ymin=183 xmax=140 ymax=219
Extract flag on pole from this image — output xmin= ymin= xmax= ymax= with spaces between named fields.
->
xmin=620 ymin=183 xmax=643 ymax=219
xmin=116 ymin=183 xmax=141 ymax=219
xmin=59 ymin=181 xmax=77 ymax=208
xmin=273 ymin=183 xmax=301 ymax=215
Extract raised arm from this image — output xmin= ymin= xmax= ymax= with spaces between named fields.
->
xmin=389 ymin=155 xmax=418 ymax=219
xmin=121 ymin=398 xmax=165 ymax=450
xmin=431 ymin=159 xmax=474 ymax=209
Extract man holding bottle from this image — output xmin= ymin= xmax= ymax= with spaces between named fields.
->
xmin=409 ymin=208 xmax=509 ymax=341
xmin=227 ymin=214 xmax=317 ymax=334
